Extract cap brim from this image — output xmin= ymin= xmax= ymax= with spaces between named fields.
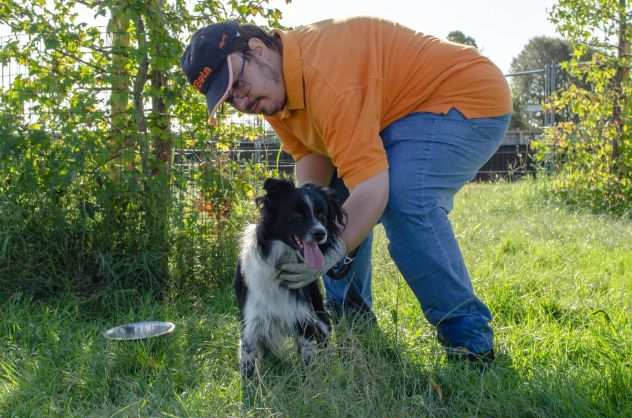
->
xmin=206 ymin=57 xmax=233 ymax=117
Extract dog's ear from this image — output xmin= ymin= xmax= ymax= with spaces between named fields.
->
xmin=262 ymin=178 xmax=295 ymax=196
xmin=323 ymin=187 xmax=347 ymax=233
xmin=255 ymin=178 xmax=295 ymax=223
xmin=255 ymin=178 xmax=293 ymax=207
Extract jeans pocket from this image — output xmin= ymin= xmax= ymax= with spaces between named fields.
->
xmin=470 ymin=115 xmax=511 ymax=143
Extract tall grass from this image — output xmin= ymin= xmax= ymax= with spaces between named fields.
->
xmin=1 ymin=178 xmax=631 ymax=417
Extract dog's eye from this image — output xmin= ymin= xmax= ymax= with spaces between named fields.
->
xmin=288 ymin=211 xmax=304 ymax=223
xmin=294 ymin=204 xmax=310 ymax=219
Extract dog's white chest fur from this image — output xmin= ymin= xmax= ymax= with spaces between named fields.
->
xmin=235 ymin=179 xmax=344 ymax=378
xmin=239 ymin=225 xmax=317 ymax=349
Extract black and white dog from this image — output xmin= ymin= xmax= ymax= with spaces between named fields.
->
xmin=234 ymin=178 xmax=346 ymax=378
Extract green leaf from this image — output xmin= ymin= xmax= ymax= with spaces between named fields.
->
xmin=44 ymin=36 xmax=60 ymax=50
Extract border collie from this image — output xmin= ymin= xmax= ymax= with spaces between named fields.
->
xmin=234 ymin=178 xmax=346 ymax=378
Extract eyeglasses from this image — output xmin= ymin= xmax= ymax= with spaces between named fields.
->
xmin=226 ymin=54 xmax=250 ymax=104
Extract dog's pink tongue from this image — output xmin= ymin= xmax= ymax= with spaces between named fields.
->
xmin=303 ymin=241 xmax=325 ymax=271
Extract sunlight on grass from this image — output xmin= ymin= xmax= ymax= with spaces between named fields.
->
xmin=1 ymin=178 xmax=631 ymax=417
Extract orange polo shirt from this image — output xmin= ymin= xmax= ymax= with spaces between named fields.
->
xmin=264 ymin=17 xmax=512 ymax=188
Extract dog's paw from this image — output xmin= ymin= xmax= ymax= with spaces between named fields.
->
xmin=239 ymin=338 xmax=259 ymax=378
xmin=240 ymin=359 xmax=256 ymax=379
xmin=297 ymin=336 xmax=319 ymax=365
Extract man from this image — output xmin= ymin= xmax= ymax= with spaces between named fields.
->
xmin=181 ymin=17 xmax=512 ymax=363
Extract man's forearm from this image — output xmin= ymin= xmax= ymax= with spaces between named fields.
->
xmin=341 ymin=170 xmax=389 ymax=252
xmin=295 ymin=154 xmax=388 ymax=253
xmin=295 ymin=153 xmax=335 ymax=187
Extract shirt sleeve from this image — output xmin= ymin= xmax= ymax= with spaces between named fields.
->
xmin=320 ymin=79 xmax=389 ymax=189
xmin=265 ymin=116 xmax=311 ymax=162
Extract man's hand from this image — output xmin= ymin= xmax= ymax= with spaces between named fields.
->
xmin=277 ymin=238 xmax=346 ymax=289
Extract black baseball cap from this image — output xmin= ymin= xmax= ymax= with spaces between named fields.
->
xmin=181 ymin=21 xmax=241 ymax=117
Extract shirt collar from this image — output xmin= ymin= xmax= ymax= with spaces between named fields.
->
xmin=273 ymin=29 xmax=304 ymax=119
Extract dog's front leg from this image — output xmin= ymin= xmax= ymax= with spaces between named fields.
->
xmin=239 ymin=334 xmax=261 ymax=379
xmin=295 ymin=320 xmax=329 ymax=365
xmin=296 ymin=335 xmax=318 ymax=366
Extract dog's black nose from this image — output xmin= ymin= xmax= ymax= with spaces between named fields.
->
xmin=312 ymin=229 xmax=327 ymax=243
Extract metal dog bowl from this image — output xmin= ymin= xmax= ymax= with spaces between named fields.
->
xmin=103 ymin=321 xmax=175 ymax=341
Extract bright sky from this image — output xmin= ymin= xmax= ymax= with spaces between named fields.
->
xmin=268 ymin=0 xmax=561 ymax=73
xmin=0 ymin=0 xmax=560 ymax=74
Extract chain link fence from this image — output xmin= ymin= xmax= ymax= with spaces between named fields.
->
xmin=1 ymin=30 xmax=568 ymax=290
xmin=1 ymin=30 xmax=564 ymax=185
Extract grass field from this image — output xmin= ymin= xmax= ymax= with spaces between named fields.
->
xmin=1 ymin=179 xmax=631 ymax=417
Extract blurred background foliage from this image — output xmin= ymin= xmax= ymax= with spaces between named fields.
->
xmin=0 ymin=0 xmax=289 ymax=305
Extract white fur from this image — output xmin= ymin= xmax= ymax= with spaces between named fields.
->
xmin=238 ymin=224 xmax=328 ymax=355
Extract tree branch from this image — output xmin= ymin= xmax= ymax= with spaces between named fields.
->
xmin=48 ymin=48 xmax=109 ymax=74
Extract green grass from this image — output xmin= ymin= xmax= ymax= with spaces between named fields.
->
xmin=1 ymin=178 xmax=631 ymax=417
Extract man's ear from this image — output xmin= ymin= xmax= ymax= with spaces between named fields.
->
xmin=247 ymin=37 xmax=266 ymax=56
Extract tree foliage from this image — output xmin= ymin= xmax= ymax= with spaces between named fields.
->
xmin=510 ymin=36 xmax=572 ymax=74
xmin=535 ymin=0 xmax=631 ymax=215
xmin=447 ymin=30 xmax=478 ymax=48
xmin=509 ymin=36 xmax=572 ymax=129
xmin=0 ymin=0 xmax=286 ymax=299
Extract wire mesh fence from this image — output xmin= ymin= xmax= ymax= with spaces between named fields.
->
xmin=1 ymin=28 xmax=563 ymax=186
xmin=0 ymin=29 xmax=564 ymax=288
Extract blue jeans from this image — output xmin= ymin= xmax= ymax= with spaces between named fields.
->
xmin=324 ymin=108 xmax=511 ymax=354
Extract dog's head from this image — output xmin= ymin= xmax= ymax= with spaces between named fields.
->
xmin=255 ymin=178 xmax=346 ymax=269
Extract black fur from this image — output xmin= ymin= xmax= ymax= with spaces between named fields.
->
xmin=234 ymin=178 xmax=346 ymax=378
xmin=254 ymin=178 xmax=346 ymax=259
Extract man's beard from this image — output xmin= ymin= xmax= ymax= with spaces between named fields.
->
xmin=251 ymin=56 xmax=286 ymax=115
